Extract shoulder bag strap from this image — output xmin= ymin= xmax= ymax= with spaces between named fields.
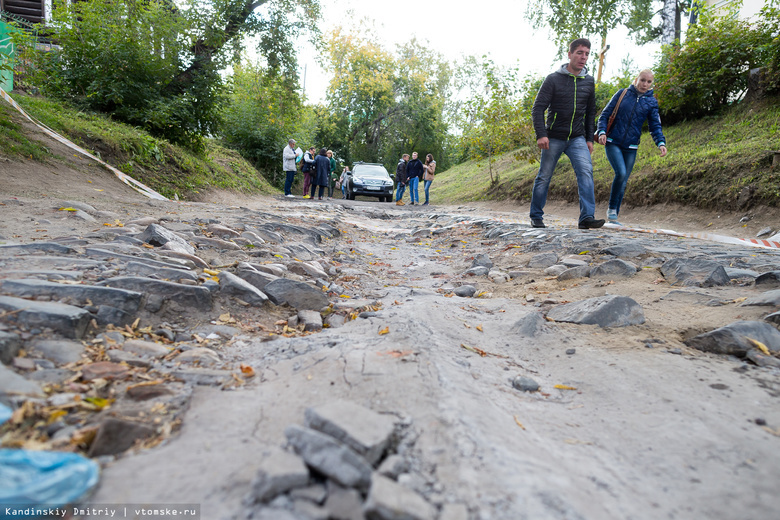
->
xmin=606 ymin=88 xmax=629 ymax=135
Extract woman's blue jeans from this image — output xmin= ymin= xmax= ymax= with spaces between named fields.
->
xmin=408 ymin=177 xmax=419 ymax=203
xmin=423 ymin=180 xmax=432 ymax=203
xmin=530 ymin=136 xmax=596 ymax=223
xmin=605 ymin=144 xmax=637 ymax=215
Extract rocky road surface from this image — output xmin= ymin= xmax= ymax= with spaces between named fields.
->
xmin=1 ymin=192 xmax=780 ymax=520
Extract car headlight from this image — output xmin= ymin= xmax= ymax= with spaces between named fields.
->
xmin=382 ymin=180 xmax=393 ymax=186
xmin=352 ymin=177 xmax=364 ymax=185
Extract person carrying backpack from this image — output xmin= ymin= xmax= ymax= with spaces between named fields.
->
xmin=301 ymin=147 xmax=316 ymax=198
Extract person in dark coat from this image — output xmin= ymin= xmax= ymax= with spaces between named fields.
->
xmin=405 ymin=152 xmax=424 ymax=205
xmin=395 ymin=154 xmax=409 ymax=205
xmin=597 ymin=69 xmax=667 ymax=225
xmin=530 ymin=38 xmax=603 ymax=230
xmin=312 ymin=148 xmax=331 ymax=200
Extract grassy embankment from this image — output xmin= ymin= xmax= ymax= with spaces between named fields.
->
xmin=2 ymin=92 xmax=778 ymax=208
xmin=0 ymin=92 xmax=277 ymax=200
xmin=434 ymin=96 xmax=780 ymax=212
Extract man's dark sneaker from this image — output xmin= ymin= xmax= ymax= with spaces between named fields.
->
xmin=578 ymin=217 xmax=605 ymax=229
xmin=531 ymin=219 xmax=546 ymax=228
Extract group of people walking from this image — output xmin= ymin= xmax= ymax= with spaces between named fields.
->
xmin=530 ymin=37 xmax=667 ymax=229
xmin=394 ymin=152 xmax=436 ymax=206
xmin=281 ymin=142 xmax=340 ymax=200
xmin=284 ymin=38 xmax=665 ymax=224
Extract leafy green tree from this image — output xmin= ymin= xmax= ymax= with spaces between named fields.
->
xmin=221 ymin=62 xmax=306 ymax=186
xmin=321 ymin=25 xmax=450 ymax=169
xmin=653 ymin=3 xmax=778 ymax=121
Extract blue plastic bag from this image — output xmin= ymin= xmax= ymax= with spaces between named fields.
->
xmin=0 ymin=404 xmax=100 ymax=518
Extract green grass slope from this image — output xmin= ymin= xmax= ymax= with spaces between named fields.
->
xmin=0 ymin=93 xmax=278 ymax=200
xmin=435 ymin=97 xmax=780 ymax=211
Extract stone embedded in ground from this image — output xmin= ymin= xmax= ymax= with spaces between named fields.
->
xmin=464 ymin=266 xmax=489 ymax=277
xmin=453 ymin=285 xmax=476 ymax=298
xmin=98 ymin=277 xmax=212 ymax=311
xmin=108 ymin=350 xmax=150 ymax=368
xmin=174 ymin=347 xmax=222 ymax=367
xmin=725 ymin=267 xmax=760 ymax=280
xmin=362 ymin=473 xmax=437 ymax=520
xmin=0 ymin=295 xmax=92 ymax=339
xmin=512 ymin=376 xmax=540 ymax=392
xmin=207 ymin=223 xmax=241 ymax=238
xmin=0 ymin=362 xmax=45 ymax=401
xmin=0 ymin=242 xmax=76 ymax=255
xmin=590 ymin=259 xmax=638 ymax=278
xmin=125 ymin=261 xmax=199 ymax=282
xmin=0 ymin=331 xmax=22 ymax=365
xmin=546 ymin=295 xmax=645 ymax=328
xmin=439 ymin=503 xmax=470 ymax=520
xmin=742 ymin=289 xmax=780 ymax=307
xmin=122 ymin=339 xmax=171 ymax=359
xmin=247 ymin=447 xmax=311 ymax=503
xmin=138 ymin=223 xmax=195 ymax=254
xmin=746 ymin=348 xmax=780 ymax=368
xmin=544 ymin=265 xmax=568 ymax=276
xmin=660 ymin=259 xmax=730 ymax=287
xmin=172 ymin=367 xmax=235 ymax=386
xmin=126 ymin=383 xmax=173 ymax=401
xmin=600 ymin=243 xmax=647 ymax=258
xmin=488 ymin=270 xmax=510 ymax=283
xmin=557 ymin=265 xmax=591 ymax=281
xmin=288 ymin=261 xmax=329 ymax=280
xmin=304 ymin=400 xmax=397 ymax=466
xmin=88 ymin=417 xmax=157 ymax=457
xmin=527 ymin=252 xmax=558 ymax=268
xmin=263 ymin=279 xmax=330 ymax=310
xmin=755 ymin=271 xmax=780 ymax=287
xmin=191 ymin=235 xmax=242 ymax=250
xmin=0 ymin=279 xmax=143 ymax=314
xmin=155 ymin=250 xmax=209 ymax=269
xmin=509 ymin=312 xmax=545 ymax=337
xmin=684 ymin=320 xmax=780 ymax=357
xmin=81 ymin=361 xmax=131 ymax=381
xmin=236 ymin=263 xmax=280 ymax=291
xmin=298 ymin=310 xmax=323 ymax=332
xmin=218 ymin=271 xmax=269 ymax=306
xmin=29 ymin=339 xmax=85 ymax=364
xmin=324 ymin=482 xmax=364 ymax=520
xmin=377 ymin=454 xmax=408 ymax=479
xmin=284 ymin=424 xmax=373 ymax=490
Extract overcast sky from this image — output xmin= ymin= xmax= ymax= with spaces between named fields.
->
xmin=295 ymin=0 xmax=664 ymax=103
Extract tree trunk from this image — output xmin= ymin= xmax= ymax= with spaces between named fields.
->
xmin=661 ymin=0 xmax=677 ymax=45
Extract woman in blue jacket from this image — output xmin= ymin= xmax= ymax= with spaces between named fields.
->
xmin=597 ymin=70 xmax=667 ymax=225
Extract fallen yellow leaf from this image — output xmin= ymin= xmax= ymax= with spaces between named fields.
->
xmin=378 ymin=326 xmax=390 ymax=335
xmin=203 ymin=268 xmax=220 ymax=276
xmin=476 ymin=324 xmax=483 ymax=332
xmin=554 ymin=384 xmax=577 ymax=391
xmin=747 ymin=338 xmax=771 ymax=356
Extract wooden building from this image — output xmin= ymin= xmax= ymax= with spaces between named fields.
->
xmin=0 ymin=0 xmax=46 ymax=24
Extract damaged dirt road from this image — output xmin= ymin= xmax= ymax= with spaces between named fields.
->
xmin=2 ymin=168 xmax=780 ymax=519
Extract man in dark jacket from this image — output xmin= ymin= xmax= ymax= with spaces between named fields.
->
xmin=395 ymin=154 xmax=409 ymax=205
xmin=405 ymin=152 xmax=424 ymax=205
xmin=530 ymin=38 xmax=604 ymax=230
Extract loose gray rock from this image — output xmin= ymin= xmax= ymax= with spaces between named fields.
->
xmin=98 ymin=277 xmax=212 ymax=311
xmin=471 ymin=254 xmax=493 ymax=269
xmin=263 ymin=279 xmax=330 ymax=311
xmin=0 ymin=296 xmax=92 ymax=339
xmin=742 ymin=289 xmax=780 ymax=307
xmin=464 ymin=266 xmax=489 ymax=277
xmin=122 ymin=339 xmax=171 ymax=359
xmin=0 ymin=242 xmax=76 ymax=255
xmin=362 ymin=473 xmax=437 ymax=520
xmin=247 ymin=448 xmax=311 ymax=503
xmin=509 ymin=312 xmax=545 ymax=337
xmin=125 ymin=261 xmax=198 ymax=282
xmin=684 ymin=320 xmax=780 ymax=357
xmin=590 ymin=259 xmax=638 ymax=278
xmin=324 ymin=483 xmax=364 ymax=520
xmin=0 ymin=279 xmax=143 ymax=313
xmin=660 ymin=259 xmax=730 ymax=287
xmin=236 ymin=264 xmax=279 ymax=291
xmin=725 ymin=267 xmax=760 ymax=280
xmin=600 ymin=243 xmax=647 ymax=258
xmin=757 ymin=226 xmax=774 ymax=238
xmin=174 ymin=348 xmax=222 ymax=367
xmin=284 ymin=424 xmax=373 ymax=490
xmin=546 ymin=295 xmax=645 ymax=328
xmin=304 ymin=400 xmax=396 ymax=466
xmin=377 ymin=455 xmax=408 ymax=479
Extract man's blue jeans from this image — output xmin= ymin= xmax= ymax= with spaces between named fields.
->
xmin=408 ymin=177 xmax=420 ymax=203
xmin=396 ymin=183 xmax=406 ymax=202
xmin=284 ymin=171 xmax=296 ymax=196
xmin=604 ymin=144 xmax=637 ymax=216
xmin=529 ymin=136 xmax=596 ymax=223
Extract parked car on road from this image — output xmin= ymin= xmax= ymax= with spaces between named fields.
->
xmin=344 ymin=162 xmax=394 ymax=202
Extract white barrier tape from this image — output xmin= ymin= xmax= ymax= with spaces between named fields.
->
xmin=0 ymin=87 xmax=168 ymax=201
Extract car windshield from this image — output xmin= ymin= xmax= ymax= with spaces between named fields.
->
xmin=353 ymin=165 xmax=389 ymax=178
